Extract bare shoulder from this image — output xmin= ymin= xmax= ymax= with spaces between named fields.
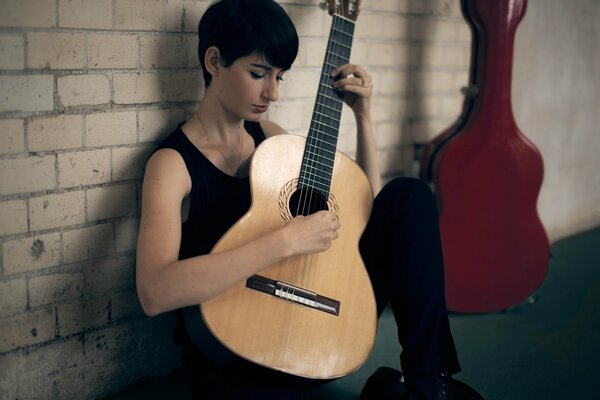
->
xmin=143 ymin=148 xmax=191 ymax=199
xmin=259 ymin=120 xmax=288 ymax=138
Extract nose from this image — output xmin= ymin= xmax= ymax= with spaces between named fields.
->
xmin=263 ymin=77 xmax=279 ymax=102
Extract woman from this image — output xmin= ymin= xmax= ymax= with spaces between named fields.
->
xmin=136 ymin=0 xmax=483 ymax=399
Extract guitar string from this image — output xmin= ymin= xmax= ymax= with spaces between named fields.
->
xmin=280 ymin=12 xmax=353 ymax=295
xmin=302 ymin=13 xmax=353 ymax=290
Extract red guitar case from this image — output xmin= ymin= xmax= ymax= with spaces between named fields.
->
xmin=425 ymin=0 xmax=550 ymax=313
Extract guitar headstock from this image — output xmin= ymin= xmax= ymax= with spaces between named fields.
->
xmin=320 ymin=0 xmax=361 ymax=21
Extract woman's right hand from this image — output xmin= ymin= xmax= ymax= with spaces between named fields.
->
xmin=281 ymin=210 xmax=341 ymax=256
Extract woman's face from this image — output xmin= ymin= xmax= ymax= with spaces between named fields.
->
xmin=215 ymin=52 xmax=286 ymax=121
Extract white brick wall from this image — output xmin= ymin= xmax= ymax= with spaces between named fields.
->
xmin=0 ymin=0 xmax=471 ymax=398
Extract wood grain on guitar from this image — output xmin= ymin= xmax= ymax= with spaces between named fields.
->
xmin=189 ymin=0 xmax=377 ymax=379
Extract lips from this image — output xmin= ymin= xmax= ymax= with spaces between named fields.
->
xmin=252 ymin=104 xmax=268 ymax=113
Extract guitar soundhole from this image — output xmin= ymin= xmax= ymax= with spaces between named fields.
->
xmin=288 ymin=186 xmax=329 ymax=217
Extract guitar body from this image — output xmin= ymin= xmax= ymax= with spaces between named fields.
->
xmin=200 ymin=135 xmax=376 ymax=379
xmin=428 ymin=0 xmax=550 ymax=312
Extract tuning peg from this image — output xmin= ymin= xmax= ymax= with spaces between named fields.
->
xmin=319 ymin=1 xmax=329 ymax=11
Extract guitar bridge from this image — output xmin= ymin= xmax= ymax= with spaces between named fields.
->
xmin=246 ymin=274 xmax=340 ymax=316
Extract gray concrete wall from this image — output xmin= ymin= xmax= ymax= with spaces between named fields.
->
xmin=513 ymin=0 xmax=600 ymax=241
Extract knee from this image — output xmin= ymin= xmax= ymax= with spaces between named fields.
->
xmin=381 ymin=177 xmax=435 ymax=203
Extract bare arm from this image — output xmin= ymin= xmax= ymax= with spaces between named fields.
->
xmin=332 ymin=64 xmax=382 ymax=195
xmin=136 ymin=149 xmax=340 ymax=316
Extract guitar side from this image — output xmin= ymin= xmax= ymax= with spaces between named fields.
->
xmin=198 ymin=134 xmax=377 ymax=379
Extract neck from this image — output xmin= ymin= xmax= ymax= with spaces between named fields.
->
xmin=190 ymin=96 xmax=245 ymax=146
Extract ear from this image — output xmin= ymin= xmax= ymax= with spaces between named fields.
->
xmin=204 ymin=46 xmax=223 ymax=78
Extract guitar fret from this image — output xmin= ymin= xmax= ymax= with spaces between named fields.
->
xmin=305 ymin=143 xmax=336 ymax=156
xmin=315 ymin=103 xmax=342 ymax=116
xmin=300 ymin=179 xmax=331 ymax=194
xmin=302 ymin=161 xmax=334 ymax=175
xmin=300 ymin=14 xmax=355 ymax=195
xmin=311 ymin=121 xmax=339 ymax=135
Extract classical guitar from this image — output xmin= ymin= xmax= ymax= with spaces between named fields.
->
xmin=192 ymin=0 xmax=377 ymax=379
xmin=425 ymin=0 xmax=550 ymax=313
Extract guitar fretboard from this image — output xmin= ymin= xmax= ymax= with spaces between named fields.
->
xmin=298 ymin=15 xmax=355 ymax=197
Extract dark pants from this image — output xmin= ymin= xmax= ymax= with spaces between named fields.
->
xmin=184 ymin=177 xmax=460 ymax=398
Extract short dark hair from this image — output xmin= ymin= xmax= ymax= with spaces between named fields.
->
xmin=198 ymin=0 xmax=299 ymax=87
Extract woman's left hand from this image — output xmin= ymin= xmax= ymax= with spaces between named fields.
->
xmin=331 ymin=63 xmax=373 ymax=118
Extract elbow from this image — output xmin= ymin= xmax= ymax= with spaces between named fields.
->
xmin=136 ymin=277 xmax=163 ymax=317
xmin=138 ymin=289 xmax=161 ymax=317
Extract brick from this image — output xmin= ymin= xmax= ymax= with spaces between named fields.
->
xmin=166 ymin=0 xmax=209 ymax=32
xmin=164 ymin=71 xmax=204 ymax=101
xmin=28 ymin=272 xmax=84 ymax=307
xmin=63 ymin=223 xmax=115 ymax=263
xmin=0 ymin=118 xmax=25 ymax=155
xmin=2 ymin=233 xmax=61 ymax=274
xmin=116 ymin=218 xmax=139 ymax=252
xmin=59 ymin=0 xmax=113 ymax=29
xmin=288 ymin=5 xmax=328 ymax=37
xmin=379 ymin=147 xmax=406 ymax=175
xmin=367 ymin=43 xmax=395 ymax=67
xmin=0 ymin=34 xmax=25 ymax=69
xmin=110 ymin=289 xmax=144 ymax=321
xmin=0 ymin=338 xmax=87 ymax=400
xmin=113 ymin=73 xmax=163 ymax=104
xmin=184 ymin=33 xmax=200 ymax=68
xmin=371 ymin=96 xmax=402 ymax=124
xmin=57 ymin=74 xmax=110 ymax=107
xmin=297 ymin=39 xmax=327 ymax=68
xmin=0 ymin=279 xmax=27 ymax=317
xmin=84 ymin=256 xmax=135 ymax=294
xmin=377 ymin=71 xmax=409 ymax=95
xmin=355 ymin=14 xmax=385 ymax=39
xmin=0 ymin=0 xmax=56 ymax=28
xmin=138 ymin=109 xmax=185 ymax=142
xmin=28 ymin=115 xmax=83 ymax=152
xmin=57 ymin=295 xmax=110 ymax=336
xmin=87 ymin=184 xmax=137 ymax=221
xmin=382 ymin=15 xmax=409 ymax=40
xmin=88 ymin=33 xmax=139 ymax=69
xmin=277 ymin=69 xmax=318 ymax=100
xmin=85 ymin=112 xmax=137 ymax=147
xmin=366 ymin=0 xmax=409 ymax=12
xmin=0 ymin=155 xmax=56 ymax=195
xmin=337 ymin=124 xmax=357 ymax=156
xmin=83 ymin=320 xmax=140 ymax=363
xmin=440 ymin=95 xmax=464 ymax=117
xmin=140 ymin=35 xmax=186 ymax=69
xmin=0 ymin=200 xmax=28 ymax=236
xmin=443 ymin=46 xmax=468 ymax=68
xmin=115 ymin=0 xmax=164 ymax=31
xmin=57 ymin=149 xmax=111 ymax=188
xmin=266 ymin=100 xmax=304 ymax=131
xmin=27 ymin=32 xmax=84 ymax=70
xmin=29 ymin=190 xmax=86 ymax=231
xmin=377 ymin=122 xmax=405 ymax=148
xmin=0 ymin=75 xmax=54 ymax=112
xmin=434 ymin=21 xmax=460 ymax=42
xmin=0 ymin=307 xmax=55 ymax=352
xmin=112 ymin=145 xmax=154 ymax=181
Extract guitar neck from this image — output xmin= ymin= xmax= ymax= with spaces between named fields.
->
xmin=298 ymin=14 xmax=355 ymax=197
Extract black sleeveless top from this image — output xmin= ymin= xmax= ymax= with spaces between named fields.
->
xmin=155 ymin=120 xmax=267 ymax=261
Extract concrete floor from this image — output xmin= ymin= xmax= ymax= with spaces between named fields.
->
xmin=109 ymin=226 xmax=600 ymax=399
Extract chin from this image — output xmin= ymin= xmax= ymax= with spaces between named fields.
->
xmin=245 ymin=114 xmax=263 ymax=122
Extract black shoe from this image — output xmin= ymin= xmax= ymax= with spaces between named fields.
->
xmin=405 ymin=372 xmax=485 ymax=400
xmin=360 ymin=367 xmax=407 ymax=400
